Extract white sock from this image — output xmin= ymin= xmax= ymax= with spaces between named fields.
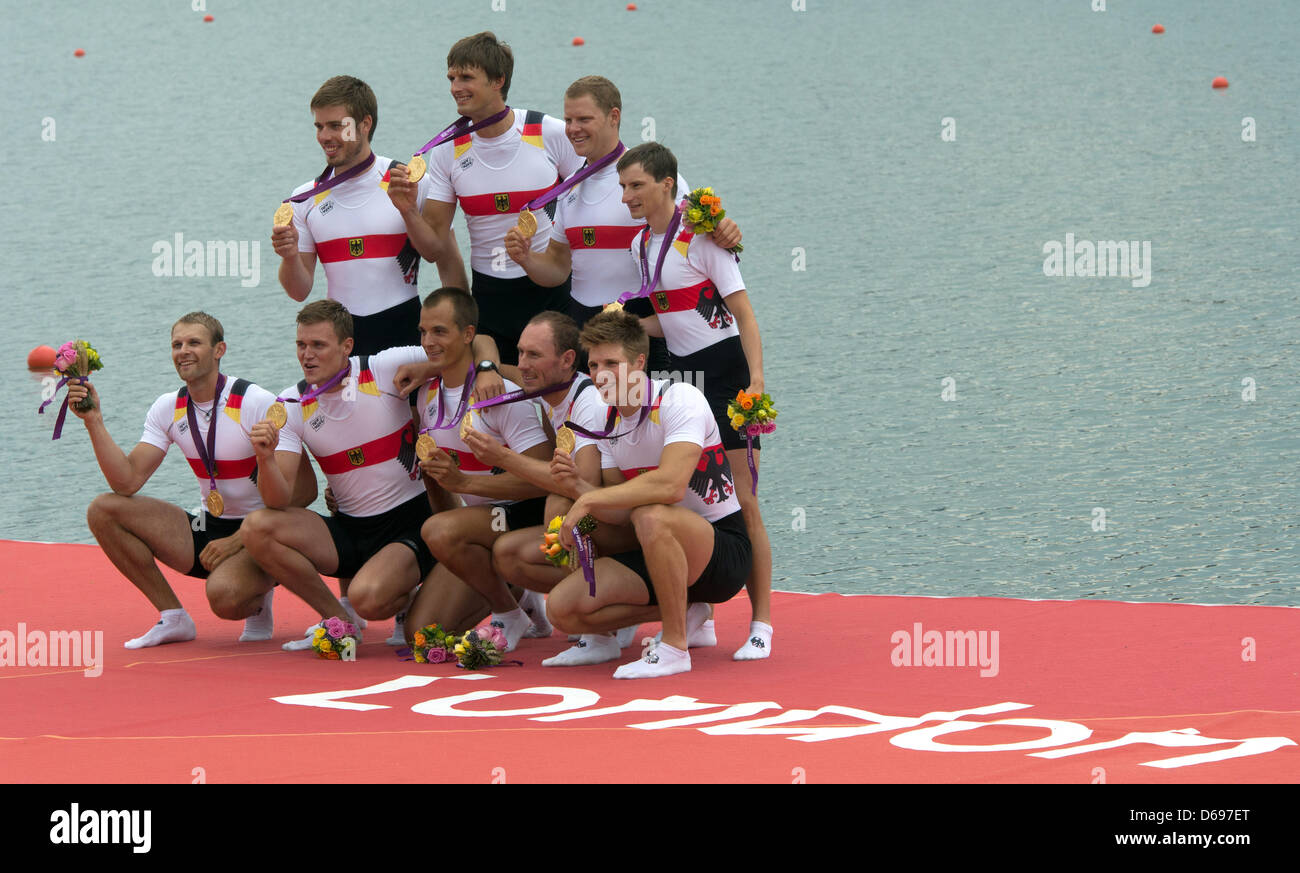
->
xmin=542 ymin=633 xmax=620 ymax=666
xmin=653 ymin=603 xmax=716 ymax=648
xmin=490 ymin=607 xmax=531 ymax=653
xmin=519 ymin=589 xmax=554 ymax=638
xmin=387 ymin=590 xmax=414 ymax=646
xmin=613 ymin=641 xmax=691 ymax=679
xmin=239 ymin=589 xmax=274 ymax=642
xmin=125 ymin=608 xmax=196 ymax=649
xmin=615 ymin=624 xmax=639 ymax=649
xmin=733 ymin=620 xmax=773 ymax=660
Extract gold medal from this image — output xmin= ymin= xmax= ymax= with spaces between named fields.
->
xmin=416 ymin=433 xmax=437 ymax=460
xmin=266 ymin=401 xmax=287 ymax=429
xmin=273 ymin=202 xmax=294 ymax=227
xmin=602 ymin=302 xmax=624 ymax=314
xmin=405 ymin=155 xmax=426 ymax=183
xmin=459 ymin=412 xmax=474 ymax=440
xmin=555 ymin=425 xmax=576 ymax=454
xmin=206 ymin=489 xmax=225 ymax=517
xmin=516 ymin=207 xmax=537 ymax=238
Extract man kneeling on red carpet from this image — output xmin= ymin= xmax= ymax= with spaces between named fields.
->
xmin=547 ymin=309 xmax=752 ymax=678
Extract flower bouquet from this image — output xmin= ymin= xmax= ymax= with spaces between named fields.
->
xmin=454 ymin=625 xmax=508 ymax=669
xmin=312 ymin=617 xmax=360 ymax=661
xmin=727 ymin=390 xmax=777 ymax=495
xmin=540 ymin=513 xmax=597 ymax=567
xmin=683 ymin=187 xmax=742 ymax=254
xmin=54 ymin=340 xmax=104 ymax=412
xmin=412 ymin=624 xmax=458 ymax=664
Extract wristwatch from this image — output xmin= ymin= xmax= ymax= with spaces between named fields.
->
xmin=475 ymin=360 xmax=500 ymax=375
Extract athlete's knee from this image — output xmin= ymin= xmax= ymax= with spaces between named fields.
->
xmin=85 ymin=492 xmax=123 ymax=532
xmin=345 ymin=582 xmax=386 ymax=620
xmin=239 ymin=509 xmax=278 ymax=552
xmin=631 ymin=503 xmax=673 ymax=544
xmin=206 ymin=582 xmax=248 ymax=621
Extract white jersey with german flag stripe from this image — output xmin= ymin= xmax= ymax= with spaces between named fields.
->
xmin=597 ymin=380 xmax=739 ymax=523
xmin=416 ymin=376 xmax=550 ymax=508
xmin=140 ymin=378 xmax=300 ymax=520
xmin=276 ymin=347 xmax=427 ymax=518
xmin=629 ymin=227 xmax=745 ymax=357
xmin=291 ymin=156 xmax=429 ymax=317
xmin=425 ymin=110 xmax=582 ymax=277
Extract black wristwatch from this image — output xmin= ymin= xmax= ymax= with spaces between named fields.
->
xmin=475 ymin=360 xmax=500 ymax=375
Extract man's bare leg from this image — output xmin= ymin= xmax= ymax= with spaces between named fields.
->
xmin=727 ymin=446 xmax=773 ymax=659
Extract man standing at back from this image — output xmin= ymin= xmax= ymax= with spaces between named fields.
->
xmin=273 ymin=75 xmax=468 ymax=355
xmin=415 ymin=32 xmax=585 ymax=367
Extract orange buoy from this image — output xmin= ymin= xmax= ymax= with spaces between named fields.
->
xmin=204 ymin=14 xmax=213 ymax=22
xmin=1152 ymin=24 xmax=1164 ymax=34
xmin=627 ymin=3 xmax=637 ymax=9
xmin=572 ymin=37 xmax=585 ymax=46
xmin=73 ymin=48 xmax=85 ymax=57
xmin=1212 ymin=76 xmax=1229 ymax=89
xmin=28 ymin=345 xmax=56 ymax=370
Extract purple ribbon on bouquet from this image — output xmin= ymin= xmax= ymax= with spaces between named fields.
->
xmin=37 ymin=375 xmax=79 ymax=440
xmin=524 ymin=142 xmax=626 ymax=211
xmin=470 ymin=375 xmax=575 ymax=410
xmin=617 ymin=203 xmax=683 ymax=305
xmin=572 ymin=527 xmax=597 ymax=597
xmin=413 ymin=106 xmax=512 ymax=155
xmin=284 ymin=152 xmax=377 ymax=203
xmin=746 ymin=431 xmax=758 ymax=495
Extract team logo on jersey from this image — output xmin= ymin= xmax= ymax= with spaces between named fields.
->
xmin=494 ymin=193 xmax=511 ymax=213
xmin=582 ymin=227 xmax=596 ymax=247
xmin=695 ymin=282 xmax=733 ymax=328
xmin=319 ymin=200 xmax=334 ymax=215
xmin=689 ymin=445 xmax=734 ymax=505
xmin=460 ymin=156 xmax=474 ymax=169
xmin=347 ymin=447 xmax=365 ymax=466
xmin=348 ymin=238 xmax=365 ymax=257
xmin=654 ymin=290 xmax=670 ymax=312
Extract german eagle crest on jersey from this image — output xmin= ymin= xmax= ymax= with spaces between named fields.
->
xmin=694 ymin=282 xmax=733 ymax=329
xmin=688 ymin=445 xmax=734 ymax=505
xmin=348 ymin=238 xmax=364 ymax=257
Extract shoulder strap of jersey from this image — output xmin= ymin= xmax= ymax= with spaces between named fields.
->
xmin=223 ymin=378 xmax=252 ymax=423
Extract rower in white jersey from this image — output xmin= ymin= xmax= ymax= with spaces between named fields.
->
xmin=486 ymin=311 xmax=644 ymax=665
xmin=502 ymin=75 xmax=742 ymax=373
xmin=401 ymin=288 xmax=556 ymax=651
xmin=242 ymin=300 xmax=445 ymax=656
xmin=545 ymin=309 xmax=752 ymax=679
xmin=67 ymin=312 xmax=317 ymax=649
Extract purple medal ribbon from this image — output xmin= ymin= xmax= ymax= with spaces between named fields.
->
xmin=284 ymin=152 xmax=377 ymax=203
xmin=617 ymin=203 xmax=684 ymax=305
xmin=562 ymin=401 xmax=652 ymax=441
xmin=470 ymin=375 xmax=575 ymax=411
xmin=419 ymin=362 xmax=478 ymax=434
xmin=277 ymin=362 xmax=352 ymax=410
xmin=186 ymin=373 xmax=227 ymax=498
xmin=524 ymin=142 xmax=626 ymax=212
xmin=746 ymin=432 xmax=758 ymax=496
xmin=413 ymin=106 xmax=512 ymax=155
xmin=572 ymin=528 xmax=597 ymax=597
xmin=37 ymin=375 xmax=79 ymax=440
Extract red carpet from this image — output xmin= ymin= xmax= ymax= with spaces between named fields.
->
xmin=1 ymin=539 xmax=1296 ymax=783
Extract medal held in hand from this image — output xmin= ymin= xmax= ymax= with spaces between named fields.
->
xmin=416 ymin=433 xmax=437 ymax=461
xmin=265 ymin=401 xmax=288 ymax=429
xmin=555 ymin=425 xmax=576 ymax=454
xmin=516 ymin=207 xmax=537 ymax=239
xmin=404 ymin=155 xmax=426 ymax=183
xmin=459 ymin=412 xmax=475 ymax=440
xmin=273 ymin=202 xmax=294 ymax=227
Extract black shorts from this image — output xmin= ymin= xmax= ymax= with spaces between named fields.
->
xmin=496 ymin=496 xmax=547 ymax=532
xmin=472 ymin=270 xmax=572 ymax=366
xmin=322 ymin=492 xmax=435 ymax=580
xmin=351 ymin=296 xmax=421 ymax=357
xmin=610 ymin=510 xmax=751 ymax=606
xmin=183 ymin=512 xmax=245 ymax=579
xmin=674 ymin=336 xmax=759 ymax=452
xmin=567 ymin=297 xmax=674 ymax=375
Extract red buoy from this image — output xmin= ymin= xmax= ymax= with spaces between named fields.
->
xmin=572 ymin=37 xmax=585 ymax=46
xmin=627 ymin=3 xmax=637 ymax=9
xmin=204 ymin=14 xmax=213 ymax=22
xmin=1152 ymin=24 xmax=1165 ymax=34
xmin=28 ymin=345 xmax=56 ymax=370
xmin=1212 ymin=76 xmax=1229 ymax=89
xmin=73 ymin=48 xmax=85 ymax=57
